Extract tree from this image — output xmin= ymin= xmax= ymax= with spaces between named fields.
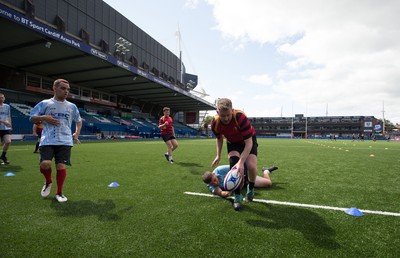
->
xmin=379 ymin=119 xmax=395 ymax=133
xmin=202 ymin=115 xmax=213 ymax=134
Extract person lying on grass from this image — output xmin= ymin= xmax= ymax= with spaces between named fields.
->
xmin=202 ymin=164 xmax=278 ymax=199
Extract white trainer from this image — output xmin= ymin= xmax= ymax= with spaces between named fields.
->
xmin=55 ymin=194 xmax=68 ymax=203
xmin=41 ymin=183 xmax=52 ymax=197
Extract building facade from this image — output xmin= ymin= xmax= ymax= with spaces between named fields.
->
xmin=2 ymin=0 xmax=186 ymax=83
xmin=250 ymin=115 xmax=382 ymax=139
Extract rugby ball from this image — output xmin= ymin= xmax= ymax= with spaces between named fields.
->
xmin=223 ymin=167 xmax=242 ymax=191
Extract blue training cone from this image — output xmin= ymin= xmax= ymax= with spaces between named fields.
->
xmin=4 ymin=172 xmax=15 ymax=177
xmin=108 ymin=182 xmax=120 ymax=188
xmin=344 ymin=207 xmax=364 ymax=217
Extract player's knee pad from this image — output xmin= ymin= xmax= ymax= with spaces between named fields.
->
xmin=229 ymin=156 xmax=239 ymax=168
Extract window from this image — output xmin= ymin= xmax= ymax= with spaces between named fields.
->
xmin=92 ymin=91 xmax=100 ymax=100
xmin=82 ymin=89 xmax=90 ymax=97
xmin=70 ymin=85 xmax=80 ymax=96
xmin=102 ymin=93 xmax=109 ymax=101
xmin=42 ymin=79 xmax=53 ymax=91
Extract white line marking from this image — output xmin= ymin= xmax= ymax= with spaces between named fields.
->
xmin=184 ymin=192 xmax=400 ymax=217
xmin=8 ymin=148 xmax=30 ymax=151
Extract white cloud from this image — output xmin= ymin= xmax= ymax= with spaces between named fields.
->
xmin=184 ymin=0 xmax=199 ymax=9
xmin=245 ymin=74 xmax=272 ymax=85
xmin=205 ymin=0 xmax=400 ymax=123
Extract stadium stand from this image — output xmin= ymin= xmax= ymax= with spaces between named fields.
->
xmin=10 ymin=103 xmax=32 ymax=116
xmin=0 ymin=0 xmax=215 ymax=140
xmin=7 ymin=100 xmax=198 ymax=139
xmin=10 ymin=103 xmax=33 ymax=134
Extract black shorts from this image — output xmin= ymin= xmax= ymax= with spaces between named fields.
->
xmin=37 ymin=131 xmax=42 ymax=138
xmin=161 ymin=134 xmax=176 ymax=142
xmin=40 ymin=145 xmax=72 ymax=165
xmin=0 ymin=130 xmax=11 ymax=140
xmin=227 ymin=135 xmax=258 ymax=156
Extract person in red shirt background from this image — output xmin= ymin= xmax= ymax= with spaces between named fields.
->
xmin=158 ymin=107 xmax=178 ymax=164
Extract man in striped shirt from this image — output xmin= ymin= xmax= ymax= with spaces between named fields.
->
xmin=210 ymin=98 xmax=258 ymax=211
xmin=30 ymin=79 xmax=82 ymax=203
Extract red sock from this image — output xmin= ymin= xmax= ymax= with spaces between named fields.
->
xmin=40 ymin=167 xmax=52 ymax=184
xmin=56 ymin=169 xmax=67 ymax=195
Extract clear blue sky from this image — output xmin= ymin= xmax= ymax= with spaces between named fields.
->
xmin=104 ymin=0 xmax=400 ymax=124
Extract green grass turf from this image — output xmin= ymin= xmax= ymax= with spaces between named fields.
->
xmin=1 ymin=138 xmax=399 ymax=257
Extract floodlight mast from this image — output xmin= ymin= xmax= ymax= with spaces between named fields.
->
xmin=291 ymin=103 xmax=294 ymax=139
xmin=382 ymin=100 xmax=386 ymax=135
xmin=114 ymin=37 xmax=131 ymax=59
xmin=176 ymin=25 xmax=183 ymax=83
xmin=305 ymin=103 xmax=308 ymax=139
xmin=305 ymin=116 xmax=308 ymax=139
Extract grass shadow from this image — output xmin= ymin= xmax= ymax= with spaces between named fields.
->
xmin=245 ymin=204 xmax=341 ymax=250
xmin=189 ymin=168 xmax=208 ymax=176
xmin=176 ymin=162 xmax=203 ymax=168
xmin=50 ymin=199 xmax=131 ymax=221
xmin=0 ymin=164 xmax=23 ymax=173
xmin=262 ymin=182 xmax=288 ymax=191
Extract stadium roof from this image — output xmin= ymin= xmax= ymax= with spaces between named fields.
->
xmin=0 ymin=6 xmax=215 ymax=112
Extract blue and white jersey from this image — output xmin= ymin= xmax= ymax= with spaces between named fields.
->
xmin=207 ymin=165 xmax=230 ymax=193
xmin=0 ymin=103 xmax=11 ymax=130
xmin=30 ymin=98 xmax=82 ymax=146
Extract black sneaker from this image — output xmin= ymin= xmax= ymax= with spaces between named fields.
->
xmin=164 ymin=153 xmax=169 ymax=161
xmin=0 ymin=156 xmax=9 ymax=165
xmin=262 ymin=165 xmax=278 ymax=173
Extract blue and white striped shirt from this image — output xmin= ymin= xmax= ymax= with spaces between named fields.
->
xmin=0 ymin=104 xmax=11 ymax=130
xmin=30 ymin=98 xmax=82 ymax=146
xmin=207 ymin=165 xmax=230 ymax=193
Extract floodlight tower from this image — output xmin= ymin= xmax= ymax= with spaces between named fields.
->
xmin=305 ymin=103 xmax=308 ymax=139
xmin=114 ymin=37 xmax=131 ymax=60
xmin=326 ymin=103 xmax=328 ymax=116
xmin=382 ymin=100 xmax=386 ymax=135
xmin=291 ymin=103 xmax=294 ymax=139
xmin=175 ymin=25 xmax=183 ymax=83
